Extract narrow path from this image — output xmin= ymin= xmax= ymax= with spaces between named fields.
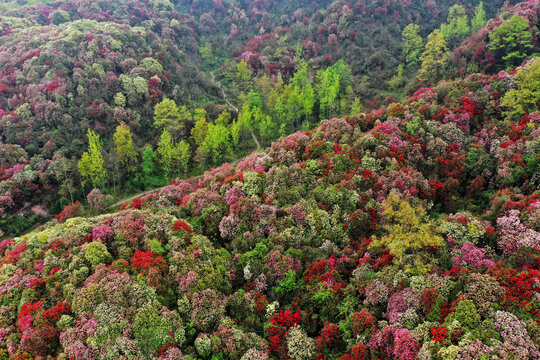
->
xmin=251 ymin=131 xmax=261 ymax=150
xmin=210 ymin=71 xmax=239 ymax=113
xmin=109 ymin=187 xmax=163 ymax=208
xmin=210 ymin=71 xmax=260 ymax=150
xmin=108 ymin=72 xmax=263 ymax=210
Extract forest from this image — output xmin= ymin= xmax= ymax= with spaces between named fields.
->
xmin=0 ymin=0 xmax=539 ymax=359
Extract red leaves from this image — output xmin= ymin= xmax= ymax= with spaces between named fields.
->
xmin=339 ymin=343 xmax=370 ymax=360
xmin=373 ymin=252 xmax=393 ymax=271
xmin=130 ymin=197 xmax=144 ymax=209
xmin=18 ymin=301 xmax=43 ymax=332
xmin=315 ymin=322 xmax=340 ymax=356
xmin=55 ymin=202 xmax=82 ymax=223
xmin=271 ymin=309 xmax=302 ymax=328
xmin=40 ymin=302 xmax=70 ymax=326
xmin=172 ymin=220 xmax=193 ymax=234
xmin=430 ymin=326 xmax=448 ymax=343
xmin=45 ymin=82 xmax=60 ymax=93
xmin=3 ymin=241 xmax=27 ymax=265
xmin=421 ymin=288 xmax=439 ymax=315
xmin=267 ymin=309 xmax=303 ymax=358
xmin=131 ymin=250 xmax=167 ymax=276
xmin=351 ymin=310 xmax=377 ymax=337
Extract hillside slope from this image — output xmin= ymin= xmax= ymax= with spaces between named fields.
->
xmin=1 ymin=0 xmax=538 ymax=237
xmin=0 ymin=55 xmax=538 ymax=358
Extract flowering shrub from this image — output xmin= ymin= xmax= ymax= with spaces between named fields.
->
xmin=55 ymin=202 xmax=82 ymax=223
xmin=87 ymin=188 xmax=106 ymax=213
xmin=131 ymin=250 xmax=167 ymax=275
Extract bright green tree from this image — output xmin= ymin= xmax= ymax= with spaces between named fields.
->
xmin=489 ymin=15 xmax=533 ymax=67
xmin=316 ymin=61 xmax=351 ymax=118
xmin=203 ymin=123 xmax=231 ymax=164
xmin=113 ymin=122 xmax=138 ymax=173
xmin=191 ymin=116 xmax=209 ymax=147
xmin=418 ymin=29 xmax=448 ymax=85
xmin=230 ymin=119 xmax=242 ymax=149
xmin=78 ymin=129 xmax=107 ymax=187
xmin=177 ymin=140 xmax=191 ymax=174
xmin=471 ymin=2 xmax=486 ymax=33
xmin=200 ymin=41 xmax=214 ymax=66
xmin=291 ymin=61 xmax=316 ymax=124
xmin=215 ymin=111 xmax=231 ymax=127
xmin=402 ymin=24 xmax=424 ymax=66
xmin=236 ymin=60 xmax=253 ymax=89
xmin=350 ymin=98 xmax=361 ymax=115
xmin=440 ymin=5 xmax=470 ymax=48
xmin=140 ymin=145 xmax=160 ymax=188
xmin=501 ymin=59 xmax=540 ymax=117
xmin=153 ymin=99 xmax=183 ymax=135
xmin=157 ymin=130 xmax=178 ymax=180
xmin=388 ymin=64 xmax=405 ymax=90
xmin=258 ymin=114 xmax=277 ymax=144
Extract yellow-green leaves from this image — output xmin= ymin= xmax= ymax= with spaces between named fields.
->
xmin=501 ymin=58 xmax=540 ymax=118
xmin=402 ymin=24 xmax=423 ymax=66
xmin=369 ymin=192 xmax=443 ymax=274
xmin=78 ymin=129 xmax=107 ymax=187
xmin=418 ymin=29 xmax=447 ymax=85
xmin=113 ymin=122 xmax=138 ymax=173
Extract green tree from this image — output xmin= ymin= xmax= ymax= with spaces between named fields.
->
xmin=153 ymin=99 xmax=184 ymax=138
xmin=78 ymin=129 xmax=107 ymax=188
xmin=177 ymin=140 xmax=191 ymax=174
xmin=191 ymin=116 xmax=209 ymax=147
xmin=388 ymin=64 xmax=405 ymax=90
xmin=440 ymin=5 xmax=470 ymax=48
xmin=417 ymin=29 xmax=448 ymax=85
xmin=200 ymin=41 xmax=214 ymax=66
xmin=471 ymin=2 xmax=486 ymax=33
xmin=215 ymin=111 xmax=231 ymax=127
xmin=236 ymin=60 xmax=253 ymax=89
xmin=157 ymin=130 xmax=178 ymax=180
xmin=489 ymin=15 xmax=534 ymax=67
xmin=203 ymin=123 xmax=231 ymax=164
xmin=501 ymin=59 xmax=540 ymax=117
xmin=49 ymin=153 xmax=77 ymax=203
xmin=402 ymin=24 xmax=424 ymax=66
xmin=316 ymin=60 xmax=350 ymax=119
xmin=230 ymin=119 xmax=242 ymax=150
xmin=113 ymin=122 xmax=138 ymax=173
xmin=258 ymin=114 xmax=277 ymax=144
xmin=140 ymin=145 xmax=160 ymax=188
xmin=291 ymin=61 xmax=316 ymax=124
xmin=350 ymin=98 xmax=362 ymax=115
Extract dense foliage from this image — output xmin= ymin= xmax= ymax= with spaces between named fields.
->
xmin=1 ymin=0 xmax=540 ymax=358
xmin=0 ymin=49 xmax=539 ymax=357
xmin=2 ymin=0 xmax=538 ymax=235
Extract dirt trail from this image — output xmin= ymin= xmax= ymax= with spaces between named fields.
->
xmin=110 ymin=72 xmax=262 ymax=209
xmin=210 ymin=72 xmax=260 ymax=150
